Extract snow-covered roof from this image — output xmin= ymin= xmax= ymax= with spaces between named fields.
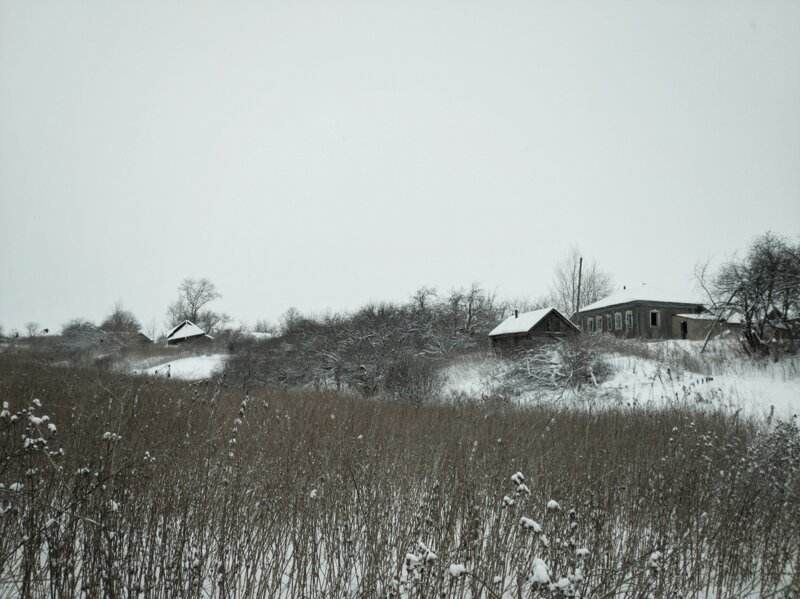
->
xmin=489 ymin=307 xmax=576 ymax=337
xmin=166 ymin=320 xmax=209 ymax=341
xmin=674 ymin=312 xmax=745 ymax=325
xmin=577 ymin=284 xmax=702 ymax=314
xmin=675 ymin=313 xmax=717 ymax=321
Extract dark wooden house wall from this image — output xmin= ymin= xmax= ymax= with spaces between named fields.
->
xmin=578 ymin=303 xmax=705 ymax=340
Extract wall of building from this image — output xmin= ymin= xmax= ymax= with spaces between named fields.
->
xmin=671 ymin=316 xmax=710 ymax=340
xmin=578 ymin=303 xmax=705 ymax=340
xmin=670 ymin=316 xmax=744 ymax=341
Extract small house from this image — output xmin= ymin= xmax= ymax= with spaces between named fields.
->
xmin=573 ymin=285 xmax=707 ymax=339
xmin=165 ymin=320 xmax=213 ymax=345
xmin=489 ymin=307 xmax=580 ymax=353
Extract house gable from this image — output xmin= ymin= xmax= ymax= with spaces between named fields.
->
xmin=490 ymin=307 xmax=580 ymax=353
xmin=166 ymin=320 xmax=212 ymax=344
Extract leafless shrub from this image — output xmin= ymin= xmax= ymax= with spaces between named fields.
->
xmin=383 ymin=355 xmax=444 ymax=403
xmin=100 ymin=301 xmax=141 ymax=333
xmin=498 ymin=337 xmax=614 ymax=401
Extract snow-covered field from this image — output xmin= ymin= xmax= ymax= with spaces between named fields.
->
xmin=601 ymin=351 xmax=799 ymax=418
xmin=441 ymin=340 xmax=800 ymax=418
xmin=137 ymin=354 xmax=229 ymax=380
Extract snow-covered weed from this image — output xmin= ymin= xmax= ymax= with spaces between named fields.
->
xmin=0 ymin=358 xmax=797 ymax=598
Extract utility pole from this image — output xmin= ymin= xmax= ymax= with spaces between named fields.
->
xmin=576 ymin=256 xmax=583 ymax=316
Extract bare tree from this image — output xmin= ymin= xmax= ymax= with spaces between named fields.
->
xmin=197 ymin=310 xmax=230 ymax=335
xmin=697 ymin=232 xmax=800 ymax=355
xmin=462 ymin=282 xmax=485 ymax=335
xmin=101 ymin=301 xmax=141 ymax=332
xmin=279 ymin=307 xmax=303 ymax=335
xmin=166 ymin=277 xmax=226 ymax=333
xmin=411 ymin=286 xmax=438 ymax=313
xmin=145 ymin=317 xmax=158 ymax=342
xmin=178 ymin=277 xmax=221 ymax=322
xmin=550 ymin=245 xmax=614 ymax=316
xmin=25 ymin=322 xmax=40 ymax=337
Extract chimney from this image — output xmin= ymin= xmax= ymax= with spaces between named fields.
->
xmin=623 ymin=285 xmax=626 ymax=290
xmin=514 ymin=309 xmax=519 ymax=318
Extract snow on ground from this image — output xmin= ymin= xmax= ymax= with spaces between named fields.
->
xmin=441 ymin=354 xmax=506 ymax=399
xmin=442 ymin=340 xmax=800 ymax=418
xmin=599 ymin=352 xmax=799 ymax=418
xmin=140 ymin=354 xmax=228 ymax=380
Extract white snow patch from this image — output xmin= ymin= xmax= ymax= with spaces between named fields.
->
xmin=520 ymin=517 xmax=542 ymax=533
xmin=532 ymin=558 xmax=550 ymax=584
xmin=144 ymin=354 xmax=228 ymax=381
xmin=448 ymin=564 xmax=467 ymax=578
xmin=601 ymin=347 xmax=800 ymax=418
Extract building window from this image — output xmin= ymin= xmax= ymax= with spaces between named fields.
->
xmin=650 ymin=310 xmax=660 ymax=328
xmin=587 ymin=318 xmax=594 ymax=332
xmin=596 ymin=316 xmax=602 ymax=332
xmin=625 ymin=311 xmax=633 ymax=329
xmin=614 ymin=313 xmax=622 ymax=330
xmin=605 ymin=314 xmax=612 ymax=331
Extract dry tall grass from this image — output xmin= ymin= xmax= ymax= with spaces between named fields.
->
xmin=0 ymin=356 xmax=797 ymax=597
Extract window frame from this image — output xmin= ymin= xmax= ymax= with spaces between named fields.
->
xmin=649 ymin=310 xmax=660 ymax=328
xmin=614 ymin=312 xmax=622 ymax=331
xmin=625 ymin=311 xmax=633 ymax=329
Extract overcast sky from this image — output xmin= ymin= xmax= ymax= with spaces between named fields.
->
xmin=1 ymin=0 xmax=798 ymax=334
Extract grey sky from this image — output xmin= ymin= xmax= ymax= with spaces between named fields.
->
xmin=1 ymin=0 xmax=799 ymax=334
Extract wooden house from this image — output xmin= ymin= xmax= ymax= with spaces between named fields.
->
xmin=573 ymin=285 xmax=708 ymax=340
xmin=489 ymin=307 xmax=580 ymax=353
xmin=165 ymin=320 xmax=213 ymax=345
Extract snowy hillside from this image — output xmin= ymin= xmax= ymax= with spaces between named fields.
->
xmin=441 ymin=339 xmax=800 ymax=418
